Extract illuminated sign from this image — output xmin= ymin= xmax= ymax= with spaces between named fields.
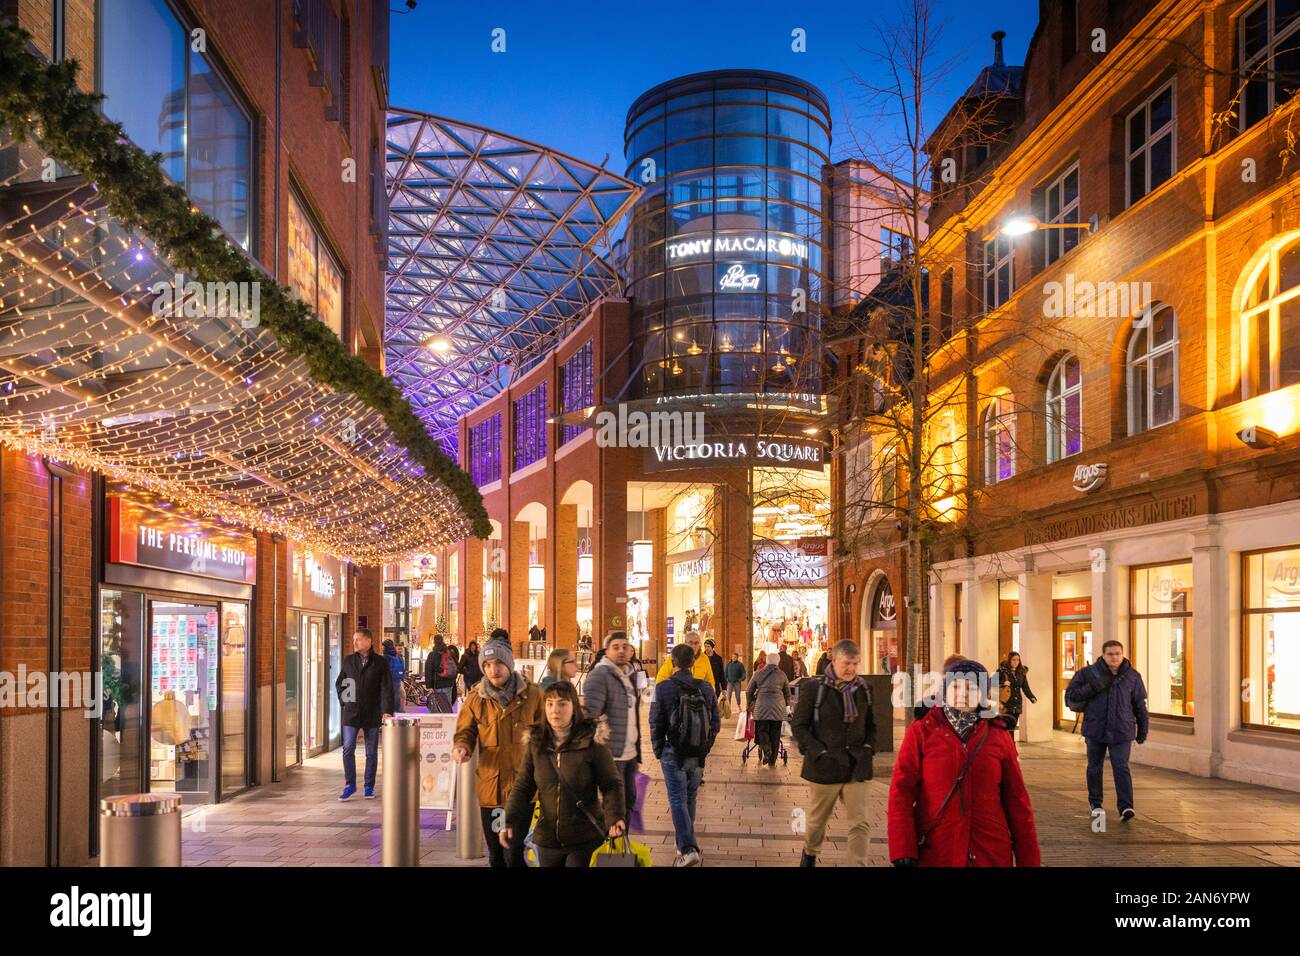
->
xmin=717 ymin=262 xmax=761 ymax=292
xmin=1072 ymin=462 xmax=1108 ymax=493
xmin=671 ymin=555 xmax=713 ymax=583
xmin=108 ymin=496 xmax=256 ymax=584
xmin=288 ymin=543 xmax=346 ymax=612
xmin=752 ymin=543 xmax=828 ymax=586
xmin=666 ymin=233 xmax=808 ymax=262
xmin=646 ymin=435 xmax=826 ymax=473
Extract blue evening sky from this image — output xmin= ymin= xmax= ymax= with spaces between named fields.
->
xmin=389 ymin=0 xmax=1041 ymax=173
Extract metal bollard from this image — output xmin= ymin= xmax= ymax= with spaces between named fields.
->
xmin=382 ymin=714 xmax=422 ymax=867
xmin=100 ymin=793 xmax=182 ymax=867
xmin=456 ymin=751 xmax=483 ymax=860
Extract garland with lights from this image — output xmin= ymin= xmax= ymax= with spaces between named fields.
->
xmin=0 ymin=19 xmax=490 ymax=539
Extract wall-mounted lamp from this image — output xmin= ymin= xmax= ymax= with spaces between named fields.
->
xmin=1237 ymin=425 xmax=1280 ymax=449
xmin=997 ymin=212 xmax=1099 ymax=238
xmin=528 ymin=564 xmax=545 ymax=592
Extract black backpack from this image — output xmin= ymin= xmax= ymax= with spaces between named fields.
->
xmin=668 ymin=681 xmax=711 ymax=757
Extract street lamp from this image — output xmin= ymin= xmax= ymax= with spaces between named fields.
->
xmin=997 ymin=211 xmax=1098 ymax=238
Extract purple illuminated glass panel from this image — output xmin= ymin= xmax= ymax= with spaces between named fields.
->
xmin=469 ymin=414 xmax=502 ymax=486
xmin=513 ymin=384 xmax=548 ymax=471
xmin=560 ymin=341 xmax=594 ymax=446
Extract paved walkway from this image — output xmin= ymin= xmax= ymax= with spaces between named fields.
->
xmin=182 ymin=709 xmax=1300 ymax=867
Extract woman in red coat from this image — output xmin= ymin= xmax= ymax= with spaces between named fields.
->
xmin=889 ymin=659 xmax=1041 ymax=867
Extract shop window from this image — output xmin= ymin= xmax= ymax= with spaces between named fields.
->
xmin=1244 ymin=547 xmax=1300 ymax=731
xmin=1046 ymin=353 xmax=1083 ymax=462
xmin=982 ymin=233 xmax=1015 ymax=311
xmin=288 ymin=190 xmax=345 ymax=337
xmin=100 ymin=0 xmax=253 ymax=249
xmin=469 ymin=413 xmax=502 ymax=486
xmin=1126 ymin=80 xmax=1176 ymax=207
xmin=512 ymin=383 xmax=548 ymax=471
xmin=559 ymin=341 xmax=594 ymax=446
xmin=868 ymin=579 xmax=899 ymax=675
xmin=1239 ymin=235 xmax=1300 ymax=396
xmin=1238 ymin=0 xmax=1300 ymax=131
xmin=983 ymin=395 xmax=1016 ymax=484
xmin=1130 ymin=562 xmax=1194 ymax=718
xmin=1127 ymin=303 xmax=1180 ymax=434
xmin=1039 ymin=162 xmax=1080 ymax=267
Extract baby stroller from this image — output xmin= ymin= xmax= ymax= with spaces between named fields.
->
xmin=740 ymin=709 xmax=788 ymax=766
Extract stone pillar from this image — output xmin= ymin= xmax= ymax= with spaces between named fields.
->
xmin=554 ymin=504 xmax=578 ymax=651
xmin=463 ymin=537 xmax=484 ymax=643
xmin=1090 ymin=542 xmax=1118 ymax=662
xmin=509 ymin=520 xmax=530 ymax=654
xmin=1017 ymin=559 xmax=1055 ymax=743
xmin=594 ymin=467 xmax=627 ymax=640
xmin=356 ymin=564 xmax=384 ymax=637
xmin=928 ymin=573 xmax=946 ymax=674
xmin=718 ymin=478 xmax=753 ymax=667
xmin=1191 ymin=520 xmax=1226 ymax=776
xmin=958 ymin=561 xmax=981 ymax=661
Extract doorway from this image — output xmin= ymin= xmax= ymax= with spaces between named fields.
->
xmin=1054 ymin=598 xmax=1093 ymax=729
xmin=302 ymin=614 xmax=328 ymax=757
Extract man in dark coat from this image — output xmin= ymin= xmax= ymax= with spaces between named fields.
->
xmin=1065 ymin=639 xmax=1149 ymax=822
xmin=702 ymin=639 xmax=727 ymax=692
xmin=335 ymin=628 xmax=392 ymax=800
xmin=791 ymin=639 xmax=876 ymax=867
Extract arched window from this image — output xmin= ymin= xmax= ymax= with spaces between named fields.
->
xmin=1241 ymin=235 xmax=1300 ymax=396
xmin=1046 ymin=354 xmax=1083 ymax=462
xmin=983 ymin=396 xmax=1016 ymax=485
xmin=1127 ymin=303 xmax=1179 ymax=434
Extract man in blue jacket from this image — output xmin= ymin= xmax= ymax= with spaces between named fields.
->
xmin=1065 ymin=639 xmax=1149 ymax=823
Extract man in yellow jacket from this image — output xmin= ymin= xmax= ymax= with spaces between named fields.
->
xmin=656 ymin=630 xmax=715 ymax=689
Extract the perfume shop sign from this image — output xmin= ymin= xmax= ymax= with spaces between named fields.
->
xmin=1024 ymin=494 xmax=1197 ymax=546
xmin=645 ymin=435 xmax=827 ymax=473
xmin=108 ymin=495 xmax=256 ymax=584
xmin=752 ymin=543 xmax=829 ymax=587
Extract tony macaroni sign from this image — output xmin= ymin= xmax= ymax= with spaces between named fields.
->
xmin=666 ymin=232 xmax=809 ymax=263
xmin=644 ymin=434 xmax=827 ymax=473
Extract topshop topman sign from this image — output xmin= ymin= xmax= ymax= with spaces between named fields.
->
xmin=645 ymin=435 xmax=827 ymax=473
xmin=666 ymin=233 xmax=808 ymax=263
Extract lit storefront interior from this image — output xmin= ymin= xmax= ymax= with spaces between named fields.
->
xmin=285 ymin=546 xmax=347 ymax=765
xmin=1245 ymin=546 xmax=1300 ymax=731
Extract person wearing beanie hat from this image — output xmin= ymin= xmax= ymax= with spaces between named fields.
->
xmin=452 ymin=631 xmax=544 ymax=867
xmin=889 ymin=657 xmax=1040 ymax=867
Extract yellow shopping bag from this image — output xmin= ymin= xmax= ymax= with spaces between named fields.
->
xmin=589 ymin=835 xmax=652 ymax=867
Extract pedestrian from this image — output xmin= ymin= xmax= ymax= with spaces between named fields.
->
xmin=461 ymin=639 xmax=483 ymax=691
xmin=724 ymin=652 xmax=746 ymax=710
xmin=997 ymin=652 xmax=1037 ymax=720
xmin=790 ymin=639 xmax=876 ymax=866
xmin=814 ymin=648 xmax=831 ymax=677
xmin=382 ymin=638 xmax=405 ymax=714
xmin=655 ymin=630 xmax=716 ymax=689
xmin=702 ymin=639 xmax=727 ymax=693
xmin=777 ymin=643 xmax=796 ymax=682
xmin=452 ymin=632 xmax=544 ymax=866
xmin=424 ymin=633 xmax=457 ymax=711
xmin=540 ymin=647 xmax=577 ymax=689
xmin=502 ymin=681 xmax=626 ymax=867
xmin=889 ymin=659 xmax=1041 ymax=867
xmin=582 ymin=631 xmax=643 ymax=829
xmin=747 ymin=652 xmax=790 ymax=767
xmin=335 ymin=628 xmax=392 ymax=801
xmin=650 ymin=642 xmax=720 ymax=866
xmin=1065 ymin=639 xmax=1149 ymax=823
xmin=915 ymin=653 xmax=968 ymax=720
xmin=790 ymin=650 xmax=807 ymax=680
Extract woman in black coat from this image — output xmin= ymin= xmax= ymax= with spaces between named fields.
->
xmin=460 ymin=640 xmax=483 ymax=691
xmin=997 ymin=652 xmax=1037 ymax=717
xmin=502 ymin=681 xmax=626 ymax=867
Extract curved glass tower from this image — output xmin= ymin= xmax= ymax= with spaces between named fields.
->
xmin=624 ymin=70 xmax=831 ymax=400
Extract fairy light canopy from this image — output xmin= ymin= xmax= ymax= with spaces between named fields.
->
xmin=384 ymin=110 xmax=639 ymax=453
xmin=0 ymin=131 xmax=471 ymax=565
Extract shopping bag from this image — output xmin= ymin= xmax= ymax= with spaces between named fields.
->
xmin=721 ymin=696 xmax=732 ymax=720
xmin=590 ymin=835 xmax=652 ymax=867
xmin=523 ymin=802 xmax=541 ymax=867
xmin=733 ymin=709 xmax=747 ymax=740
xmin=629 ymin=771 xmax=651 ymax=833
xmin=744 ymin=713 xmax=756 ymax=741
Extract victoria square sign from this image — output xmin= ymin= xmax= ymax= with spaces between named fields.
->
xmin=644 ymin=434 xmax=827 ymax=473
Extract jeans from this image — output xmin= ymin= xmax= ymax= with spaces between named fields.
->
xmin=535 ymin=838 xmax=604 ymax=868
xmin=616 ymin=759 xmax=639 ymax=826
xmin=659 ymin=747 xmax=702 ymax=853
xmin=480 ymin=806 xmax=528 ymax=868
xmin=726 ymin=681 xmax=743 ymax=708
xmin=1086 ymin=738 xmax=1134 ymax=811
xmin=342 ymin=725 xmax=379 ymax=790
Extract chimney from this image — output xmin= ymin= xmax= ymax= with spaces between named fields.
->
xmin=992 ymin=30 xmax=1006 ymax=68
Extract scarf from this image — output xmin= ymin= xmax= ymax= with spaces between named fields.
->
xmin=943 ymin=705 xmax=980 ymax=740
xmin=824 ymin=665 xmax=868 ymax=723
xmin=481 ymin=670 xmax=521 ymax=710
xmin=551 ymin=721 xmax=571 ymax=750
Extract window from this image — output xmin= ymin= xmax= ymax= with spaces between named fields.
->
xmin=983 ymin=396 xmax=1016 ymax=484
xmin=101 ymin=0 xmax=252 ymax=248
xmin=1127 ymin=304 xmax=1180 ymax=434
xmin=932 ymin=411 xmax=958 ymax=498
xmin=287 ymin=191 xmax=345 ymax=337
xmin=1243 ymin=546 xmax=1300 ymax=732
xmin=1046 ymin=354 xmax=1083 ymax=461
xmin=881 ymin=227 xmax=912 ymax=273
xmin=1062 ymin=0 xmax=1079 ymax=59
xmin=1240 ymin=235 xmax=1300 ymax=395
xmin=512 ymin=384 xmax=548 ymax=471
xmin=877 ymin=443 xmax=898 ymax=513
xmin=1041 ymin=163 xmax=1080 ymax=267
xmin=983 ymin=234 xmax=1015 ymax=310
xmin=1127 ymin=81 xmax=1176 ymax=206
xmin=468 ymin=414 xmax=502 ymax=486
xmin=559 ymin=341 xmax=594 ymax=446
xmin=1239 ymin=0 xmax=1300 ymax=130
xmin=938 ymin=269 xmax=954 ymax=341
xmin=1131 ymin=562 xmax=1193 ymax=718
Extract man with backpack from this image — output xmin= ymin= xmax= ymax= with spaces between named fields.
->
xmin=790 ymin=639 xmax=876 ymax=867
xmin=424 ymin=633 xmax=457 ymax=712
xmin=650 ymin=642 xmax=720 ymax=867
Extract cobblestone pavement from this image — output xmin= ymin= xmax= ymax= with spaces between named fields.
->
xmin=182 ymin=709 xmax=1300 ymax=867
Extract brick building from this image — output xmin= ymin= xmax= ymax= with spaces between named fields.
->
xmin=853 ymin=0 xmax=1300 ymax=790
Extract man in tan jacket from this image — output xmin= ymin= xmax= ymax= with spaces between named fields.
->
xmin=453 ymin=631 xmax=543 ymax=866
